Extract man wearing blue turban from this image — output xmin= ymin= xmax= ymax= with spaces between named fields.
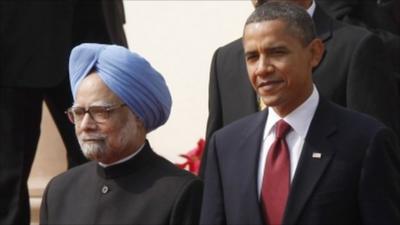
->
xmin=40 ymin=44 xmax=203 ymax=225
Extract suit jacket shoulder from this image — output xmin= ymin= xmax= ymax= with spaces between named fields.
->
xmin=217 ymin=38 xmax=243 ymax=56
xmin=283 ymin=98 xmax=400 ymax=225
xmin=206 ymin=38 xmax=257 ymax=140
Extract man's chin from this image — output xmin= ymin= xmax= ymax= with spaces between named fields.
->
xmin=80 ymin=143 xmax=106 ymax=161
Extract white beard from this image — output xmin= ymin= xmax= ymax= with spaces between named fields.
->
xmin=78 ymin=117 xmax=138 ymax=162
xmin=80 ymin=141 xmax=107 ymax=161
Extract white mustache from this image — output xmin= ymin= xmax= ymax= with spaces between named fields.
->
xmin=79 ymin=134 xmax=106 ymax=141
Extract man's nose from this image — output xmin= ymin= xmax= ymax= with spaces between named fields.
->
xmin=255 ymin=56 xmax=274 ymax=76
xmin=79 ymin=113 xmax=97 ymax=130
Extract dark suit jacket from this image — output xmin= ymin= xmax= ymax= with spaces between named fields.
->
xmin=203 ymin=5 xmax=400 ymax=175
xmin=200 ymin=98 xmax=400 ymax=225
xmin=40 ymin=141 xmax=203 ymax=225
xmin=0 ymin=0 xmax=127 ymax=88
xmin=316 ymin=0 xmax=400 ymax=75
xmin=316 ymin=0 xmax=400 ymax=36
xmin=71 ymin=0 xmax=127 ymax=47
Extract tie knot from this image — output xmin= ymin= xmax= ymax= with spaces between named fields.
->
xmin=275 ymin=120 xmax=291 ymax=139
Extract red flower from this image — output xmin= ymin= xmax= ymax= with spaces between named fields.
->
xmin=176 ymin=138 xmax=205 ymax=175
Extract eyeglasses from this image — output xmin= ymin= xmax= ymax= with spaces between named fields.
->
xmin=66 ymin=103 xmax=127 ymax=124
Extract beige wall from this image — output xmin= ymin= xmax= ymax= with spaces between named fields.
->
xmin=123 ymin=1 xmax=253 ymax=163
xmin=29 ymin=105 xmax=66 ymax=195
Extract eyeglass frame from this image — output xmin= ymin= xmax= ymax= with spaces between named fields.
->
xmin=65 ymin=103 xmax=127 ymax=124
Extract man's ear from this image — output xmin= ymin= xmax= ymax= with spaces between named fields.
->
xmin=309 ymin=38 xmax=325 ymax=68
xmin=137 ymin=116 xmax=149 ymax=136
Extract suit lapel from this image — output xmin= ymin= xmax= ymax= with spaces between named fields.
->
xmin=234 ymin=110 xmax=268 ymax=224
xmin=282 ymin=99 xmax=337 ymax=225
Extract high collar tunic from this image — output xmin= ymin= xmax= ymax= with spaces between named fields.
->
xmin=40 ymin=141 xmax=203 ymax=225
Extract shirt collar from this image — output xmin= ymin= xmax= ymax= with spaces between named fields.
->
xmin=307 ymin=0 xmax=316 ymax=17
xmin=264 ymin=85 xmax=319 ymax=139
xmin=98 ymin=143 xmax=145 ymax=168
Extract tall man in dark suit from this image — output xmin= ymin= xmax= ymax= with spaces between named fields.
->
xmin=202 ymin=0 xmax=399 ymax=176
xmin=316 ymin=0 xmax=400 ymax=36
xmin=200 ymin=2 xmax=400 ymax=224
xmin=40 ymin=44 xmax=203 ymax=224
xmin=0 ymin=1 xmax=127 ymax=224
xmin=315 ymin=0 xmax=400 ymax=90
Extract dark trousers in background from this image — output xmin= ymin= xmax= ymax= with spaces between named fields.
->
xmin=0 ymin=78 xmax=87 ymax=224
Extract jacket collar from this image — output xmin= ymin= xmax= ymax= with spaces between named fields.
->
xmin=96 ymin=140 xmax=156 ymax=179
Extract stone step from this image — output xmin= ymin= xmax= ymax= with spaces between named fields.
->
xmin=28 ymin=100 xmax=67 ymax=225
xmin=29 ymin=180 xmax=47 ymax=225
xmin=30 ymin=196 xmax=41 ymax=225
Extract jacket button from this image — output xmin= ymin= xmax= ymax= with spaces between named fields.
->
xmin=101 ymin=185 xmax=110 ymax=194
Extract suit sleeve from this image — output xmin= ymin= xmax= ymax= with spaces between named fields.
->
xmin=169 ymin=178 xmax=203 ymax=225
xmin=71 ymin=0 xmax=127 ymax=47
xmin=200 ymin=48 xmax=223 ymax=178
xmin=100 ymin=0 xmax=128 ymax=46
xmin=346 ymin=33 xmax=400 ymax=136
xmin=206 ymin=48 xmax=223 ymax=141
xmin=359 ymin=127 xmax=400 ymax=224
xmin=200 ymin=135 xmax=227 ymax=225
xmin=39 ymin=179 xmax=53 ymax=225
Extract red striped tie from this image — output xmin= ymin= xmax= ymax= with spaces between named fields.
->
xmin=261 ymin=119 xmax=291 ymax=225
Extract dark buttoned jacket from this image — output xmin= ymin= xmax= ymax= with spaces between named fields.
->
xmin=40 ymin=142 xmax=203 ymax=225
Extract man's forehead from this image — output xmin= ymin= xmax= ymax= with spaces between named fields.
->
xmin=244 ymin=20 xmax=290 ymax=42
xmin=73 ymin=100 xmax=116 ymax=107
xmin=243 ymin=23 xmax=306 ymax=55
xmin=75 ymin=73 xmax=121 ymax=105
xmin=79 ymin=73 xmax=110 ymax=92
xmin=244 ymin=39 xmax=290 ymax=54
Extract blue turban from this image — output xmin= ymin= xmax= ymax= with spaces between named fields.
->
xmin=69 ymin=43 xmax=172 ymax=132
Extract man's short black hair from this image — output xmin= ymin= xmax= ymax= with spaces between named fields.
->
xmin=245 ymin=1 xmax=317 ymax=46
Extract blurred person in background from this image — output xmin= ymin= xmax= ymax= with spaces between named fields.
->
xmin=0 ymin=1 xmax=126 ymax=224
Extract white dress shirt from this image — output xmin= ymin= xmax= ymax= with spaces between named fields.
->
xmin=307 ymin=0 xmax=316 ymax=17
xmin=257 ymin=86 xmax=319 ymax=197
